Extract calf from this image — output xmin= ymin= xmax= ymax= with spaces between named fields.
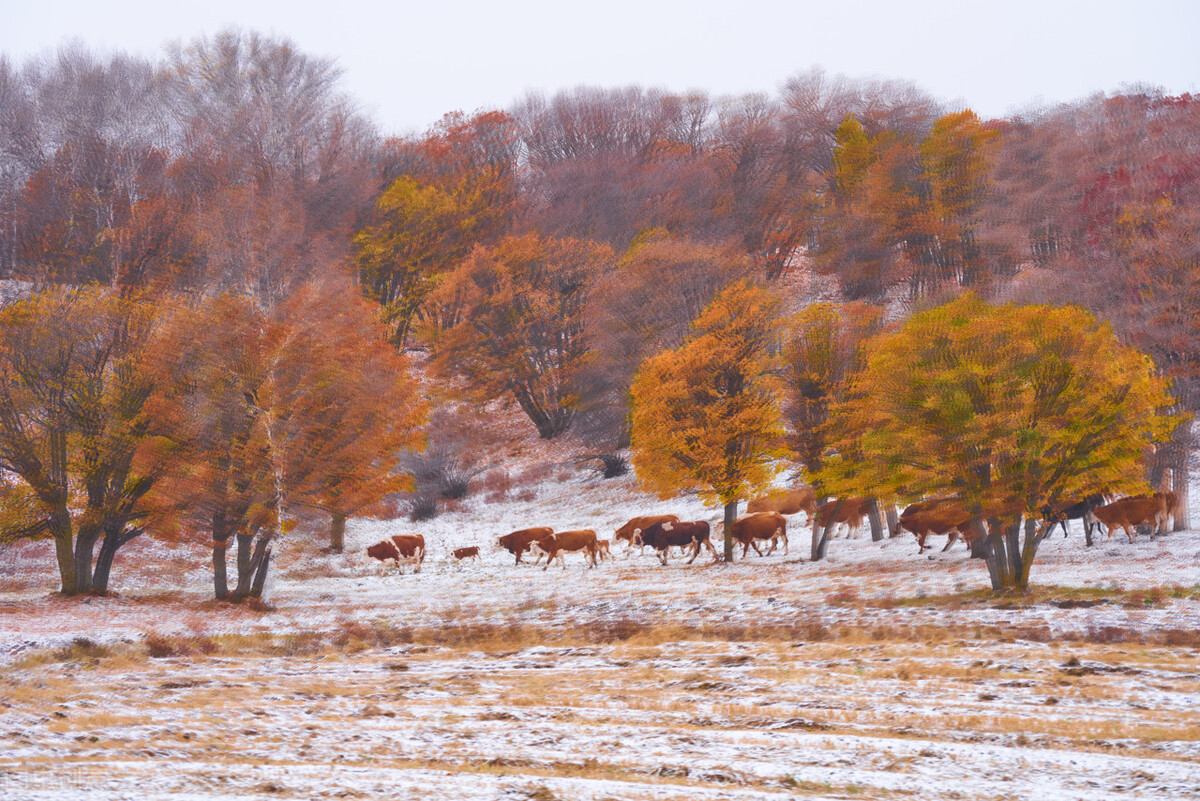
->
xmin=594 ymin=539 xmax=613 ymax=563
xmin=897 ymin=502 xmax=975 ymax=554
xmin=728 ymin=512 xmax=788 ymax=557
xmin=639 ymin=520 xmax=718 ymax=565
xmin=615 ymin=514 xmax=679 ymax=556
xmin=531 ymin=529 xmax=599 ymax=570
xmin=1092 ymin=495 xmax=1166 ymax=543
xmin=747 ymin=487 xmax=817 ymax=524
xmin=452 ymin=546 xmax=480 ymax=563
xmin=496 ymin=527 xmax=554 ymax=565
xmin=366 ymin=533 xmax=426 ymax=572
xmin=813 ymin=498 xmax=870 ymax=540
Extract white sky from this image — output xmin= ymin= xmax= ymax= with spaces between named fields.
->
xmin=2 ymin=0 xmax=1197 ymax=137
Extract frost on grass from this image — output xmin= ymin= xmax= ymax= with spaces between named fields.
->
xmin=1 ymin=466 xmax=1200 ymax=799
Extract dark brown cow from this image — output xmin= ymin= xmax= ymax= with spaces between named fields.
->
xmin=897 ymin=502 xmax=976 ymax=554
xmin=639 ymin=520 xmax=717 ymax=565
xmin=728 ymin=512 xmax=788 ymax=557
xmin=747 ymin=487 xmax=817 ymax=523
xmin=366 ymin=534 xmax=426 ymax=571
xmin=813 ymin=498 xmax=870 ymax=540
xmin=615 ymin=515 xmax=679 ymax=555
xmin=531 ymin=529 xmax=599 ymax=570
xmin=496 ymin=527 xmax=554 ymax=565
xmin=452 ymin=546 xmax=480 ymax=563
xmin=1092 ymin=495 xmax=1165 ymax=543
xmin=1040 ymin=494 xmax=1107 ymax=540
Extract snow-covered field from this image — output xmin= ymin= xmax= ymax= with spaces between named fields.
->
xmin=2 ymin=466 xmax=1199 ymax=799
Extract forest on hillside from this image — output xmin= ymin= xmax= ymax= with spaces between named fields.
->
xmin=0 ymin=29 xmax=1197 ymax=599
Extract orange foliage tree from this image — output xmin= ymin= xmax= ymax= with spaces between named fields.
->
xmin=0 ymin=288 xmax=179 ymax=595
xmin=431 ymin=233 xmax=613 ymax=440
xmin=630 ymin=281 xmax=789 ymax=560
xmin=158 ymin=280 xmax=427 ymax=600
xmin=270 ymin=279 xmax=428 ymax=552
xmin=580 ymin=230 xmax=752 ymax=449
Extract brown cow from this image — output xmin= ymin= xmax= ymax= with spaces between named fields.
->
xmin=531 ymin=529 xmax=599 ymax=570
xmin=897 ymin=502 xmax=976 ymax=554
xmin=639 ymin=520 xmax=718 ymax=565
xmin=452 ymin=546 xmax=480 ymax=563
xmin=1155 ymin=490 xmax=1180 ymax=531
xmin=615 ymin=515 xmax=679 ymax=555
xmin=496 ymin=527 xmax=554 ymax=565
xmin=728 ymin=512 xmax=788 ymax=557
xmin=813 ymin=498 xmax=870 ymax=539
xmin=594 ymin=539 xmax=613 ymax=562
xmin=1092 ymin=495 xmax=1166 ymax=543
xmin=747 ymin=487 xmax=817 ymax=523
xmin=366 ymin=533 xmax=426 ymax=572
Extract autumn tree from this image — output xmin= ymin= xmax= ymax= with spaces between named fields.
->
xmin=358 ymin=111 xmax=518 ymax=345
xmin=819 ymin=294 xmax=1175 ymax=591
xmin=918 ymin=110 xmax=1011 ymax=289
xmin=813 ymin=117 xmax=919 ymax=301
xmin=782 ymin=301 xmax=882 ymax=484
xmin=630 ymin=281 xmax=790 ymax=561
xmin=579 ymin=231 xmax=752 ymax=449
xmin=159 ymin=281 xmax=427 ymax=599
xmin=0 ymin=287 xmax=177 ymax=595
xmin=430 ymin=233 xmax=612 ymax=440
xmin=269 ymin=278 xmax=427 ymax=552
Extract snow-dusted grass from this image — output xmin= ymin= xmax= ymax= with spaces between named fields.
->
xmin=2 ymin=464 xmax=1200 ymax=799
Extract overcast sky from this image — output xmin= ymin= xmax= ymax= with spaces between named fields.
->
xmin=2 ymin=0 xmax=1197 ymax=136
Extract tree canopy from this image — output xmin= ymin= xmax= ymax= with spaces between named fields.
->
xmin=630 ymin=280 xmax=789 ymax=560
xmin=818 ymin=293 xmax=1177 ymax=589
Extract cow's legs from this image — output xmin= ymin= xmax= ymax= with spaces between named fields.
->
xmin=686 ymin=539 xmax=701 ymax=564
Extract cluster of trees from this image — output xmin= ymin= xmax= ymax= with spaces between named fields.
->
xmin=630 ymin=289 xmax=1175 ymax=590
xmin=0 ymin=33 xmax=425 ymax=598
xmin=0 ymin=31 xmax=1196 ymax=595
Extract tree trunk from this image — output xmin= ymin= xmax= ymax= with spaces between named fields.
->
xmin=92 ymin=526 xmax=141 ymax=595
xmin=885 ymin=504 xmax=900 ymax=538
xmin=249 ymin=547 xmax=272 ymax=598
xmin=211 ymin=509 xmax=231 ymax=601
xmin=967 ymin=518 xmax=989 ymax=559
xmin=233 ymin=532 xmax=256 ymax=599
xmin=329 ymin=512 xmax=347 ymax=553
xmin=1171 ymin=430 xmax=1190 ymax=531
xmin=72 ymin=529 xmax=99 ymax=595
xmin=212 ymin=536 xmax=230 ymax=601
xmin=50 ymin=506 xmax=76 ymax=596
xmin=233 ymin=532 xmax=273 ymax=600
xmin=866 ymin=499 xmax=884 ymax=542
xmin=810 ymin=498 xmax=840 ymax=562
xmin=1006 ymin=520 xmax=1025 ymax=588
xmin=1016 ymin=517 xmax=1042 ymax=591
xmin=722 ymin=500 xmax=738 ymax=562
xmin=982 ymin=518 xmax=1027 ymax=591
xmin=982 ymin=518 xmax=1009 ymax=591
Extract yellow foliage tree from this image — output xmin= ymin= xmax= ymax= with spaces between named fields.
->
xmin=819 ymin=294 xmax=1177 ymax=591
xmin=630 ymin=281 xmax=790 ymax=560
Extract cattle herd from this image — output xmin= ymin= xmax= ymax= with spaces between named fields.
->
xmin=363 ymin=486 xmax=1184 ymax=570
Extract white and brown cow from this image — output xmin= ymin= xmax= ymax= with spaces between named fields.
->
xmin=366 ymin=534 xmax=426 ymax=572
